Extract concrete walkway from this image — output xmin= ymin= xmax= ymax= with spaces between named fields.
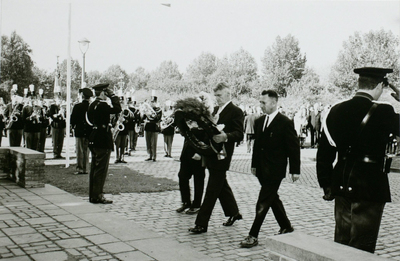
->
xmin=0 ymin=134 xmax=399 ymax=260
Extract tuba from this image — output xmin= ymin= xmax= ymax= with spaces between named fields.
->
xmin=174 ymin=96 xmax=223 ymax=156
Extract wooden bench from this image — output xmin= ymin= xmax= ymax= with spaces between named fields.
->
xmin=0 ymin=147 xmax=45 ymax=188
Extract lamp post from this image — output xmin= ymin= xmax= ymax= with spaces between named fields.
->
xmin=78 ymin=37 xmax=90 ymax=88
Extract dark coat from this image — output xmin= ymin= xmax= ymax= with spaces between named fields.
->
xmin=317 ymin=93 xmax=400 ymax=202
xmin=87 ymin=96 xmax=121 ymax=149
xmin=70 ymin=100 xmax=91 ymax=138
xmin=48 ymin=104 xmax=66 ymax=129
xmin=251 ymin=113 xmax=301 ymax=184
xmin=204 ymin=102 xmax=244 ymax=171
xmin=143 ymin=108 xmax=162 ymax=132
xmin=22 ymin=104 xmax=41 ymax=133
xmin=180 ymin=139 xmax=204 ymax=169
xmin=4 ymin=103 xmax=24 ymax=130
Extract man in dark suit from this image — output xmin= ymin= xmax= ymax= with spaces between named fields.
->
xmin=317 ymin=67 xmax=400 ymax=253
xmin=189 ymin=82 xmax=244 ymax=234
xmin=240 ymin=90 xmax=300 ymax=248
xmin=48 ymin=92 xmax=66 ymax=159
xmin=70 ymin=88 xmax=93 ymax=174
xmin=4 ymin=88 xmax=24 ymax=147
xmin=87 ymin=83 xmax=121 ymax=204
xmin=176 ymin=138 xmax=206 ymax=214
xmin=22 ymin=91 xmax=41 ymax=151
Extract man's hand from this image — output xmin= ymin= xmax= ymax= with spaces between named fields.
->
xmin=212 ymin=132 xmax=228 ymax=143
xmin=104 ymin=87 xmax=115 ymax=98
xmin=251 ymin=168 xmax=256 ymax=176
xmin=323 ymin=187 xmax=335 ymax=201
xmin=291 ymin=174 xmax=300 ymax=182
xmin=192 ymin=153 xmax=201 ymax=161
xmin=389 ymin=83 xmax=400 ymax=101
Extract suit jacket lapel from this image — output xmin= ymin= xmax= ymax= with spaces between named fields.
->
xmin=265 ymin=112 xmax=281 ymax=131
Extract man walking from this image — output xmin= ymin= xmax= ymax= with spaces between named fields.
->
xmin=317 ymin=67 xmax=400 ymax=253
xmin=87 ymin=83 xmax=121 ymax=204
xmin=240 ymin=90 xmax=300 ymax=248
xmin=189 ymin=82 xmax=244 ymax=234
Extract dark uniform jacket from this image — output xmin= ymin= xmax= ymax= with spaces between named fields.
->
xmin=48 ymin=104 xmax=66 ymax=129
xmin=70 ymin=100 xmax=91 ymax=138
xmin=87 ymin=96 xmax=121 ymax=149
xmin=251 ymin=112 xmax=300 ymax=184
xmin=112 ymin=109 xmax=129 ymax=136
xmin=4 ymin=103 xmax=24 ymax=130
xmin=180 ymin=139 xmax=204 ymax=169
xmin=22 ymin=104 xmax=41 ymax=133
xmin=143 ymin=108 xmax=162 ymax=132
xmin=204 ymin=102 xmax=244 ymax=171
xmin=317 ymin=92 xmax=400 ymax=203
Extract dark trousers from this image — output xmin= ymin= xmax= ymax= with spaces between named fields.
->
xmin=89 ymin=147 xmax=111 ymax=200
xmin=115 ymin=134 xmax=127 ymax=160
xmin=163 ymin=134 xmax=174 ymax=156
xmin=24 ymin=132 xmax=40 ymax=151
xmin=308 ymin=125 xmax=315 ymax=147
xmin=128 ymin=130 xmax=138 ymax=151
xmin=38 ymin=127 xmax=47 ymax=152
xmin=178 ymin=162 xmax=205 ymax=208
xmin=8 ymin=129 xmax=23 ymax=147
xmin=0 ymin=129 xmax=3 ymax=146
xmin=76 ymin=137 xmax=90 ymax=173
xmin=249 ymin=179 xmax=291 ymax=238
xmin=145 ymin=131 xmax=158 ymax=160
xmin=195 ymin=168 xmax=239 ymax=229
xmin=334 ymin=196 xmax=385 ymax=253
xmin=52 ymin=127 xmax=65 ymax=157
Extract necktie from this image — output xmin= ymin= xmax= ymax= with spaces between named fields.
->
xmin=263 ymin=115 xmax=269 ymax=132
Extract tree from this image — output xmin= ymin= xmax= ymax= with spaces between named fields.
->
xmin=128 ymin=67 xmax=150 ymax=91
xmin=184 ymin=52 xmax=218 ymax=93
xmin=330 ymin=29 xmax=400 ymax=96
xmin=86 ymin=70 xmax=102 ymax=86
xmin=31 ymin=66 xmax=54 ymax=99
xmin=1 ymin=31 xmax=34 ymax=95
xmin=101 ymin=65 xmax=129 ymax=94
xmin=261 ymin=34 xmax=307 ymax=96
xmin=147 ymin=61 xmax=182 ymax=93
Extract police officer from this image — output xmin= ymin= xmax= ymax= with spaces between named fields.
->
xmin=87 ymin=83 xmax=121 ymax=204
xmin=317 ymin=67 xmax=400 ymax=253
xmin=70 ymin=87 xmax=93 ymax=174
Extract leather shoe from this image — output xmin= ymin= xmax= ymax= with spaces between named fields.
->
xmin=188 ymin=225 xmax=207 ymax=234
xmin=145 ymin=158 xmax=152 ymax=161
xmin=240 ymin=235 xmax=258 ymax=248
xmin=176 ymin=203 xmax=191 ymax=213
xmin=223 ymin=213 xmax=242 ymax=226
xmin=185 ymin=207 xmax=200 ymax=215
xmin=91 ymin=196 xmax=113 ymax=204
xmin=277 ymin=226 xmax=294 ymax=235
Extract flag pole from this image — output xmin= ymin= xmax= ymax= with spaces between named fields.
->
xmin=65 ymin=3 xmax=72 ymax=168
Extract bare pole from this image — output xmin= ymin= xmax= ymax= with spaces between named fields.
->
xmin=65 ymin=3 xmax=72 ymax=168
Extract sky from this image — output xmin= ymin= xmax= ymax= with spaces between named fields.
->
xmin=1 ymin=0 xmax=399 ymax=79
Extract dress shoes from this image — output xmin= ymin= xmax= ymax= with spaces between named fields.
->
xmin=277 ymin=226 xmax=294 ymax=235
xmin=223 ymin=213 xmax=242 ymax=226
xmin=120 ymin=160 xmax=127 ymax=164
xmin=91 ymin=197 xmax=113 ymax=204
xmin=153 ymin=159 xmax=156 ymax=162
xmin=185 ymin=207 xmax=200 ymax=215
xmin=188 ymin=225 xmax=207 ymax=234
xmin=240 ymin=235 xmax=258 ymax=248
xmin=176 ymin=203 xmax=191 ymax=213
xmin=145 ymin=158 xmax=152 ymax=161
xmin=114 ymin=160 xmax=121 ymax=164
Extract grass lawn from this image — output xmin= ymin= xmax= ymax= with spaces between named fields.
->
xmin=44 ymin=163 xmax=179 ymax=197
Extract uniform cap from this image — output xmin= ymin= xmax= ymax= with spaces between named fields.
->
xmin=354 ymin=67 xmax=393 ymax=83
xmin=79 ymin=87 xmax=93 ymax=98
xmin=91 ymin=83 xmax=109 ymax=91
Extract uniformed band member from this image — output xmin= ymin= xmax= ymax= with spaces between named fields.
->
xmin=176 ymin=138 xmax=206 ymax=214
xmin=71 ymin=87 xmax=93 ymax=174
xmin=38 ymin=98 xmax=50 ymax=153
xmin=317 ymin=67 xmax=400 ymax=253
xmin=48 ymin=91 xmax=66 ymax=159
xmin=22 ymin=90 xmax=41 ymax=150
xmin=87 ymin=83 xmax=121 ymax=204
xmin=143 ymin=94 xmax=162 ymax=162
xmin=4 ymin=86 xmax=24 ymax=147
xmin=127 ymin=98 xmax=140 ymax=154
xmin=161 ymin=102 xmax=175 ymax=158
xmin=114 ymin=97 xmax=129 ymax=164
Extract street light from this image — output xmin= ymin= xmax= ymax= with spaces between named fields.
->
xmin=78 ymin=37 xmax=90 ymax=88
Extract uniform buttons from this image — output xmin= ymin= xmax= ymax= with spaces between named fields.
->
xmin=340 ymin=186 xmax=343 ymax=190
xmin=348 ymin=187 xmax=353 ymax=191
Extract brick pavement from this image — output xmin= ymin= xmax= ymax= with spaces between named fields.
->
xmin=95 ymin=135 xmax=400 ymax=260
xmin=1 ymin=135 xmax=399 ymax=260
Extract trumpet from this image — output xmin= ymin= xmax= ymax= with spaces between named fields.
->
xmin=58 ymin=105 xmax=66 ymax=120
xmin=29 ymin=106 xmax=42 ymax=124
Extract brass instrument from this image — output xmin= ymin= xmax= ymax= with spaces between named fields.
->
xmin=160 ymin=112 xmax=175 ymax=131
xmin=112 ymin=109 xmax=129 ymax=141
xmin=29 ymin=105 xmax=42 ymax=124
xmin=139 ymin=102 xmax=156 ymax=120
xmin=5 ymin=103 xmax=21 ymax=129
xmin=58 ymin=105 xmax=66 ymax=120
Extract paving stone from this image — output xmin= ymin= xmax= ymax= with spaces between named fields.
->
xmin=2 ymin=226 xmax=37 ymax=236
xmin=9 ymin=233 xmax=47 ymax=244
xmin=115 ymin=251 xmax=155 ymax=261
xmin=99 ymin=242 xmax=136 ymax=254
xmin=73 ymin=227 xmax=104 ymax=236
xmin=30 ymin=251 xmax=69 ymax=261
xmin=86 ymin=234 xmax=120 ymax=245
xmin=63 ymin=220 xmax=91 ymax=229
xmin=0 ymin=237 xmax=14 ymax=247
xmin=25 ymin=217 xmax=55 ymax=225
xmin=55 ymin=238 xmax=92 ymax=249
